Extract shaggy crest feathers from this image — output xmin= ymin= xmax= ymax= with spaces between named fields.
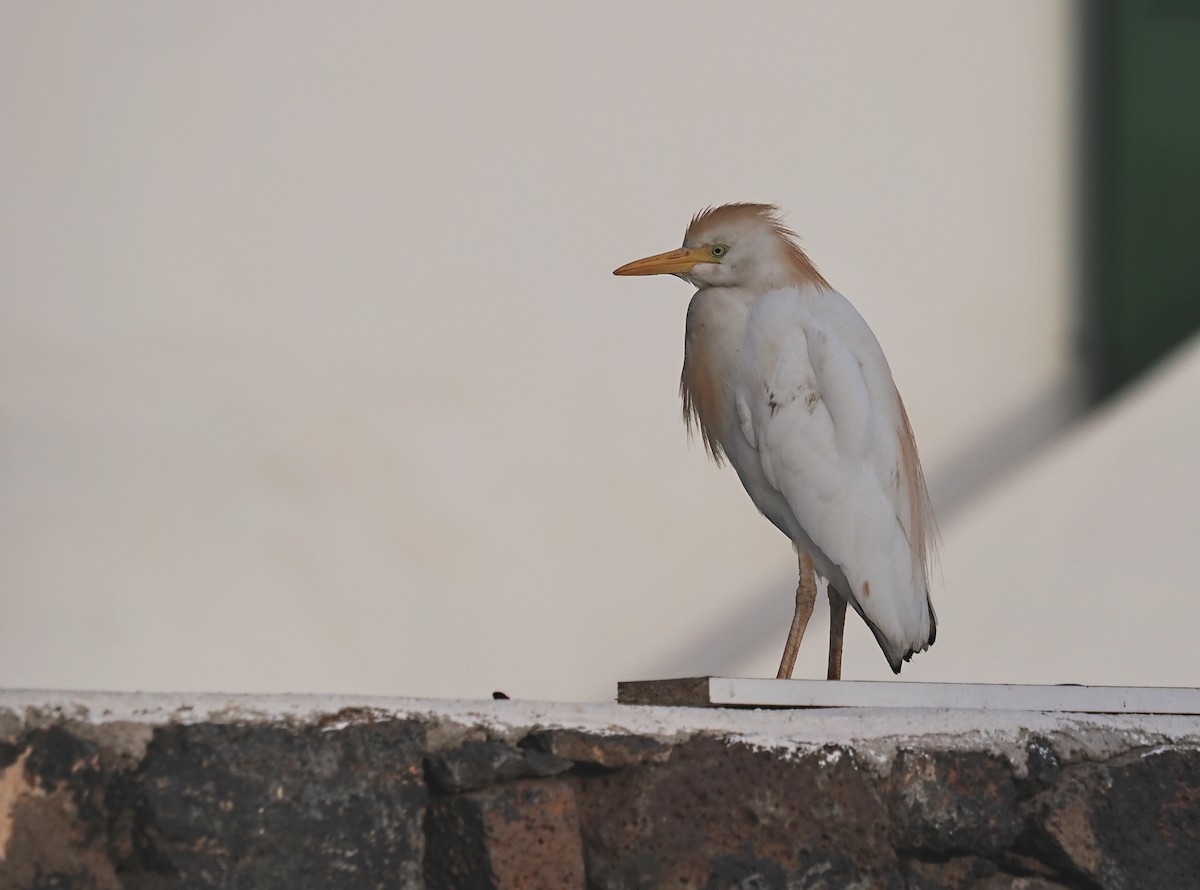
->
xmin=685 ymin=203 xmax=830 ymax=290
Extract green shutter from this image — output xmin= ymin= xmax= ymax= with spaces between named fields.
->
xmin=1092 ymin=0 xmax=1200 ymax=396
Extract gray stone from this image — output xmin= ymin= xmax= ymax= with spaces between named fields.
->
xmin=902 ymin=856 xmax=1071 ymax=890
xmin=425 ymin=740 xmax=571 ymax=794
xmin=1019 ymin=736 xmax=1062 ymax=795
xmin=890 ymin=749 xmax=1020 ymax=857
xmin=129 ymin=720 xmax=428 ymax=889
xmin=1025 ymin=746 xmax=1200 ymax=890
xmin=520 ymin=729 xmax=669 ymax=770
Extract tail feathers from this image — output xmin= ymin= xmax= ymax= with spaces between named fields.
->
xmin=858 ymin=589 xmax=937 ymax=675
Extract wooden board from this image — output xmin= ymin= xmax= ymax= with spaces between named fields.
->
xmin=617 ymin=677 xmax=1200 ymax=714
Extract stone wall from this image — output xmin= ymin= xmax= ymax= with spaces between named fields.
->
xmin=1 ymin=692 xmax=1198 ymax=889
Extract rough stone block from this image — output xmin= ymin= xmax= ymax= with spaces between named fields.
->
xmin=903 ymin=856 xmax=1071 ymax=889
xmin=130 ymin=720 xmax=428 ymax=888
xmin=890 ymin=749 xmax=1020 ymax=857
xmin=0 ymin=727 xmax=120 ymax=890
xmin=425 ymin=740 xmax=571 ymax=794
xmin=1026 ymin=746 xmax=1200 ymax=889
xmin=575 ymin=738 xmax=901 ymax=889
xmin=1019 ymin=736 xmax=1062 ymax=795
xmin=520 ymin=729 xmax=668 ymax=770
xmin=424 ymin=779 xmax=584 ymax=890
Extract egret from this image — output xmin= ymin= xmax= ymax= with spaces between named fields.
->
xmin=614 ymin=203 xmax=937 ymax=679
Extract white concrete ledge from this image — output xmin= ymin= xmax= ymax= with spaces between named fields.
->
xmin=4 ymin=688 xmax=1200 ymax=768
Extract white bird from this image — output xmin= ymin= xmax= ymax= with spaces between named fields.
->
xmin=614 ymin=203 xmax=937 ymax=679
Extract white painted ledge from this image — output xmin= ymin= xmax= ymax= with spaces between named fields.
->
xmin=617 ymin=677 xmax=1200 ymax=714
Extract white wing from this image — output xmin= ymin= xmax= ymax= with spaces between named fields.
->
xmin=731 ymin=286 xmax=936 ymax=670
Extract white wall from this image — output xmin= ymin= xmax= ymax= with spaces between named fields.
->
xmin=1 ymin=2 xmax=1079 ymax=700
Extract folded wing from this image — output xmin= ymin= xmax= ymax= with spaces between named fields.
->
xmin=741 ymin=287 xmax=937 ymax=670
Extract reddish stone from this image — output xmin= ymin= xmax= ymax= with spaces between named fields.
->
xmin=574 ymin=737 xmax=901 ymax=889
xmin=0 ymin=728 xmax=120 ymax=890
xmin=425 ymin=779 xmax=585 ymax=890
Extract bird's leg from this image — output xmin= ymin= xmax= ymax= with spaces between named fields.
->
xmin=776 ymin=551 xmax=817 ymax=679
xmin=826 ymin=588 xmax=847 ymax=681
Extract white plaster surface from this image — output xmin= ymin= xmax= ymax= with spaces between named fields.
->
xmin=3 ymin=690 xmax=1198 ymax=772
xmin=0 ymin=3 xmax=1083 ymax=702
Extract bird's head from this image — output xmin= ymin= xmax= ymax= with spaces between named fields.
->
xmin=614 ymin=203 xmax=828 ymax=293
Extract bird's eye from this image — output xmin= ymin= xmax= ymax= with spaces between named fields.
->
xmin=711 ymin=244 xmax=728 ymax=258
